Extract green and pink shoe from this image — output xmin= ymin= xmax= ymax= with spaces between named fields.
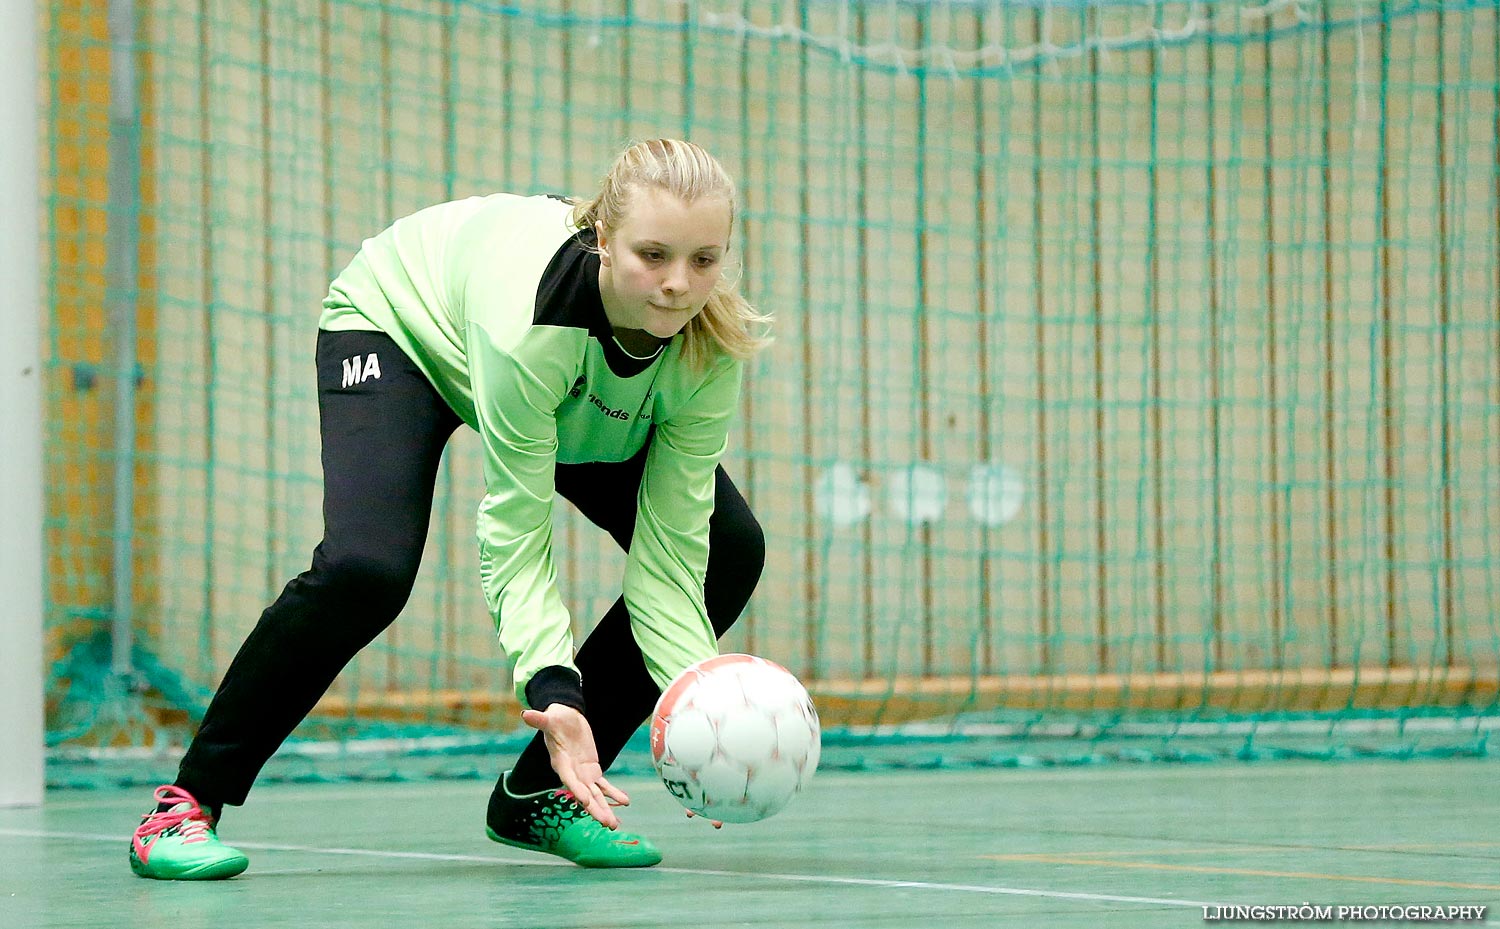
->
xmin=485 ymin=771 xmax=661 ymax=868
xmin=129 ymin=785 xmax=249 ymax=880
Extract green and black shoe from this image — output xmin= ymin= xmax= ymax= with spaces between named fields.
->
xmin=485 ymin=771 xmax=661 ymax=868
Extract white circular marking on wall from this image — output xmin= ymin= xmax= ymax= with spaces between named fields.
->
xmin=888 ymin=464 xmax=947 ymax=525
xmin=814 ymin=462 xmax=871 ymax=526
xmin=967 ymin=462 xmax=1025 ymax=526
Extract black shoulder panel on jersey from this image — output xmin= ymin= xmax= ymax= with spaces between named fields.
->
xmin=534 ymin=228 xmax=660 ymax=379
xmin=534 ymin=229 xmax=604 ymax=330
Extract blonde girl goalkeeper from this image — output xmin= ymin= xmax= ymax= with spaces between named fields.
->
xmin=128 ymin=139 xmax=770 ymax=878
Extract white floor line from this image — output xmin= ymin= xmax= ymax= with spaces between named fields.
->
xmin=0 ymin=827 xmax=1219 ymax=910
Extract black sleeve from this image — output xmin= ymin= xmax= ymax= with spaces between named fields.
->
xmin=524 ymin=664 xmax=587 ymax=714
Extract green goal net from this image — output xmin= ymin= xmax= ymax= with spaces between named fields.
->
xmin=43 ymin=0 xmax=1500 ymax=787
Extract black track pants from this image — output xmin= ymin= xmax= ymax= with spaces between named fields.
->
xmin=175 ymin=330 xmax=764 ymax=808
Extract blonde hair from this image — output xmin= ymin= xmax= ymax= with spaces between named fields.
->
xmin=571 ymin=139 xmax=772 ymax=369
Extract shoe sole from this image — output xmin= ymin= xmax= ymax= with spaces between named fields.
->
xmin=485 ymin=826 xmax=661 ymax=869
xmin=130 ymin=855 xmax=250 ymax=880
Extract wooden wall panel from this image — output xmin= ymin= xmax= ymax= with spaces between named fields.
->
xmin=48 ymin=1 xmax=1499 ymax=730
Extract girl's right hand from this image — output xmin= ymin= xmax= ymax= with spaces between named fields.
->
xmin=520 ymin=704 xmax=629 ymax=829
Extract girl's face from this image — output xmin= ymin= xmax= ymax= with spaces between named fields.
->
xmin=596 ymin=187 xmax=732 ymax=343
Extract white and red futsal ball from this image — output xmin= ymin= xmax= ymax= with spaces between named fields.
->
xmin=649 ymin=653 xmax=821 ymax=824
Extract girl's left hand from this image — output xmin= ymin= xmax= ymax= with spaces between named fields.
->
xmin=685 ymin=809 xmax=724 ymax=829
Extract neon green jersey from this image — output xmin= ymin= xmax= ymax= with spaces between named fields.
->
xmin=319 ymin=193 xmax=740 ymax=705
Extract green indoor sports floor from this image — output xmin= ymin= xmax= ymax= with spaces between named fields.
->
xmin=2 ymin=760 xmax=1496 ymax=928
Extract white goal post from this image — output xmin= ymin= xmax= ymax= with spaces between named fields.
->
xmin=0 ymin=0 xmax=44 ymax=809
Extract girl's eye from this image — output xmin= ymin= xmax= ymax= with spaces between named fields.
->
xmin=695 ymin=254 xmax=719 ymax=268
xmin=640 ymin=250 xmax=663 ymax=262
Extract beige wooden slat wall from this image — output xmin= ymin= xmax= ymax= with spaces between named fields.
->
xmin=1446 ymin=5 xmax=1500 ymax=675
xmin=151 ymin=0 xmax=209 ymax=684
xmin=792 ymin=2 xmax=862 ymax=681
xmin=1269 ymin=10 xmax=1339 ymax=707
xmin=204 ymin=0 xmax=274 ymax=680
xmin=1032 ymin=7 xmax=1107 ymax=680
xmin=798 ymin=2 xmax=885 ymax=683
xmin=1153 ymin=3 xmax=1218 ymax=681
xmin=1094 ymin=2 xmax=1159 ymax=682
xmin=860 ymin=7 xmax=928 ymax=694
xmin=688 ymin=0 xmax=776 ymax=661
xmin=737 ymin=2 xmax=818 ymax=679
xmin=1324 ymin=11 xmax=1378 ymax=680
xmin=918 ymin=5 xmax=985 ymax=681
xmin=985 ymin=3 xmax=1048 ymax=681
xmin=1211 ymin=10 xmax=1278 ymax=691
xmin=130 ymin=0 xmax=1499 ymax=727
xmin=1385 ymin=9 xmax=1446 ymax=703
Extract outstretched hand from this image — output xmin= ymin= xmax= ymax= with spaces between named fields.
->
xmin=520 ymin=704 xmax=629 ymax=829
xmin=685 ymin=809 xmax=724 ymax=829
